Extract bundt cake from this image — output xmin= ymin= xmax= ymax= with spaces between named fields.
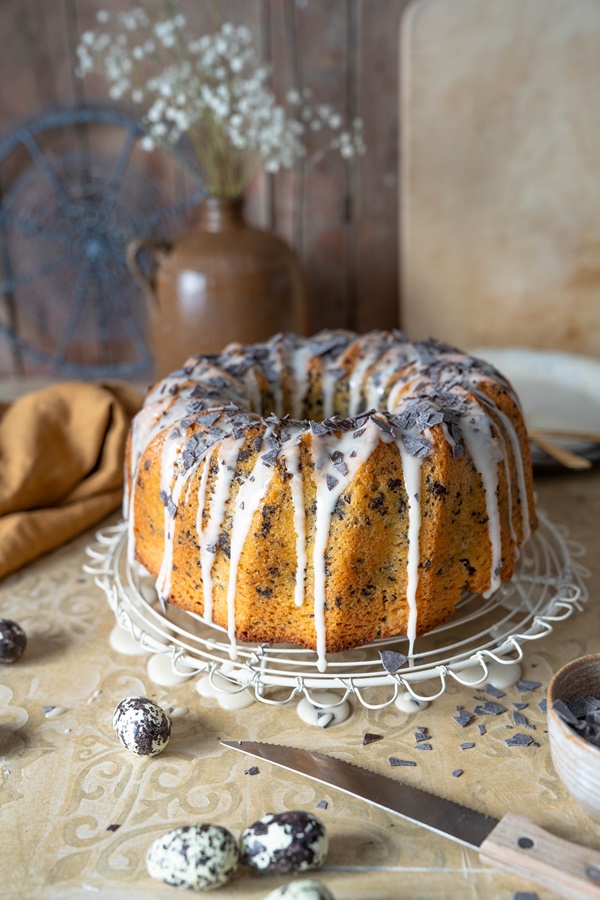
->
xmin=125 ymin=330 xmax=536 ymax=670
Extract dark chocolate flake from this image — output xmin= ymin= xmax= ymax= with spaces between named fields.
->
xmin=414 ymin=743 xmax=432 ymax=751
xmin=505 ymin=733 xmax=535 ymax=747
xmin=453 ymin=711 xmax=473 ymax=728
xmin=452 ymin=769 xmax=464 ymax=778
xmin=106 ymin=824 xmax=121 ymax=832
xmin=485 ymin=683 xmax=506 ymax=699
xmin=402 ymin=432 xmax=432 ymax=459
xmin=316 ymin=800 xmax=328 ymax=809
xmin=474 ymin=701 xmax=507 ymax=716
xmin=388 ymin=757 xmax=416 ymax=767
xmin=244 ymin=766 xmax=259 ymax=775
xmin=363 ymin=733 xmax=383 ymax=745
xmin=460 ymin=742 xmax=475 ymax=750
xmin=515 ymin=680 xmax=542 ymax=692
xmin=325 ymin=474 xmax=339 ymax=491
xmin=379 ymin=650 xmax=408 ymax=673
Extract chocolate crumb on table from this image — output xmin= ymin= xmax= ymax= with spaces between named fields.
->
xmin=485 ymin=683 xmax=506 ymax=699
xmin=363 ymin=733 xmax=383 ymax=745
xmin=453 ymin=711 xmax=473 ymax=727
xmin=505 ymin=733 xmax=538 ymax=747
xmin=473 ymin=701 xmax=507 ymax=716
xmin=515 ymin=680 xmax=542 ymax=692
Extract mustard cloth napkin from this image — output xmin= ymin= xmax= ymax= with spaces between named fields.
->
xmin=0 ymin=380 xmax=143 ymax=580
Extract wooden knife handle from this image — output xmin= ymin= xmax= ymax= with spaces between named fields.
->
xmin=480 ymin=813 xmax=600 ymax=899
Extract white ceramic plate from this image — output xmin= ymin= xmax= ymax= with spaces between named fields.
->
xmin=469 ymin=347 xmax=600 ymax=468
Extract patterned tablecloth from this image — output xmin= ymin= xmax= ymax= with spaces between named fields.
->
xmin=1 ymin=468 xmax=599 ymax=900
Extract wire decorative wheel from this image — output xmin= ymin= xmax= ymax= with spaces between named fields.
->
xmin=85 ymin=510 xmax=589 ymax=711
xmin=0 ymin=101 xmax=204 ymax=379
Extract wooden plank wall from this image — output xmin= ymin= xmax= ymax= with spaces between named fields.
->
xmin=0 ymin=0 xmax=407 ymax=363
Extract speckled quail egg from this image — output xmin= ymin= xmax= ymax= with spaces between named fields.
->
xmin=0 ymin=618 xmax=27 ymax=663
xmin=147 ymin=823 xmax=239 ymax=891
xmin=113 ymin=696 xmax=171 ymax=756
xmin=241 ymin=811 xmax=328 ymax=875
xmin=263 ymin=880 xmax=335 ymax=899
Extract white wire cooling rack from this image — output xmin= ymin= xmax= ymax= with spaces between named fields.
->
xmin=85 ymin=510 xmax=589 ymax=711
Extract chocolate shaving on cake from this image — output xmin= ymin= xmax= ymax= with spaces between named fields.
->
xmin=459 ymin=742 xmax=475 ymax=750
xmin=388 ymin=757 xmax=416 ymax=767
xmin=452 ymin=769 xmax=464 ymax=778
xmin=325 ymin=474 xmax=339 ymax=491
xmin=402 ymin=433 xmax=432 ymax=459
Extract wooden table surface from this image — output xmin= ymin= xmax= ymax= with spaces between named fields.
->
xmin=1 ymin=465 xmax=599 ymax=900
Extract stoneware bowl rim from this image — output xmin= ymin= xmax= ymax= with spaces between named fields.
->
xmin=547 ymin=652 xmax=600 ymax=822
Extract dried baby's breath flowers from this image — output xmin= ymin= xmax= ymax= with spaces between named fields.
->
xmin=76 ymin=7 xmax=365 ymax=197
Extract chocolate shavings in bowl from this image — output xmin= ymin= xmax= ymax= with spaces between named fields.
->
xmin=552 ymin=697 xmax=600 ymax=747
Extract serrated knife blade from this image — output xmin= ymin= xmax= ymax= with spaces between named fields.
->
xmin=221 ymin=740 xmax=600 ymax=899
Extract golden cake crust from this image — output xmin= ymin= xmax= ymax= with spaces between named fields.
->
xmin=126 ymin=330 xmax=537 ymax=665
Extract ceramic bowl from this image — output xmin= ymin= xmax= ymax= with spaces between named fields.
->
xmin=547 ymin=653 xmax=600 ymax=822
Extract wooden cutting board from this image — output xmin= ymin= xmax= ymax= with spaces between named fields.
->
xmin=400 ymin=0 xmax=600 ymax=356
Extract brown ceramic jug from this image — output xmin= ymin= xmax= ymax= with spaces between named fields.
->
xmin=127 ymin=195 xmax=309 ymax=378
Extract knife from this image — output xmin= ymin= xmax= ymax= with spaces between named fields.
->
xmin=221 ymin=740 xmax=600 ymax=899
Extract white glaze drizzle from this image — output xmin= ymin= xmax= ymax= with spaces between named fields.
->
xmin=396 ymin=436 xmax=423 ymax=657
xmin=283 ymin=441 xmax=308 ymax=607
xmin=309 ymin=422 xmax=381 ymax=671
xmin=459 ymin=406 xmax=504 ymax=597
xmin=196 ymin=438 xmax=245 ymax=623
xmin=475 ymin=392 xmax=531 ymax=543
xmin=224 ymin=426 xmax=276 ymax=659
xmin=155 ymin=433 xmax=190 ymax=604
xmin=287 ymin=342 xmax=313 ymax=418
xmin=347 ymin=339 xmax=383 ymax=415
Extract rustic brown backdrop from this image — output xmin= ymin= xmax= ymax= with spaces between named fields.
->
xmin=0 ymin=0 xmax=407 ymax=354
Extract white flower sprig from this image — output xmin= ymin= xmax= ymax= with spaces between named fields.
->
xmin=76 ymin=9 xmax=366 ymax=198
